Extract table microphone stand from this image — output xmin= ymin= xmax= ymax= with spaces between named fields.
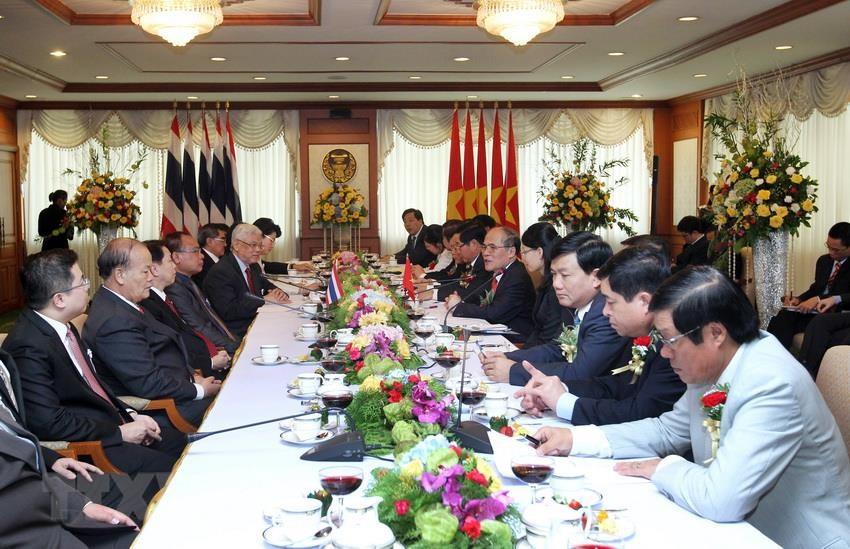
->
xmin=450 ymin=327 xmax=493 ymax=454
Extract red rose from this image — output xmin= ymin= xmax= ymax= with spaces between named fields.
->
xmin=461 ymin=516 xmax=481 ymax=540
xmin=450 ymin=445 xmax=462 ymax=458
xmin=633 ymin=336 xmax=651 ymax=347
xmin=354 ymin=361 xmax=364 ymax=372
xmin=387 ymin=390 xmax=403 ymax=403
xmin=349 ymin=347 xmax=361 ymax=361
xmin=465 ymin=470 xmax=488 ymax=486
xmin=392 ymin=381 xmax=403 ymax=392
xmin=408 ymin=375 xmax=420 ymax=384
xmin=394 ymin=499 xmax=410 ymax=516
xmin=702 ymin=391 xmax=727 ymax=408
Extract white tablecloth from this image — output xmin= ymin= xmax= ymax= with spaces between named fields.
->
xmin=132 ymin=296 xmax=778 ymax=548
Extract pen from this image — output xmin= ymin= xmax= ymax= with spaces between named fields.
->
xmin=525 ymin=434 xmax=540 ymax=448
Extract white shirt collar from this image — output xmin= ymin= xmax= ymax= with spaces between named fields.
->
xmin=33 ymin=310 xmax=71 ymax=341
xmin=575 ymin=299 xmax=593 ymax=324
xmin=202 ymin=248 xmax=220 ymax=263
xmin=234 ymin=254 xmax=250 ymax=274
xmin=103 ymin=286 xmax=142 ymax=312
xmin=496 ymin=260 xmax=515 ymax=279
xmin=150 ymin=287 xmax=167 ymax=300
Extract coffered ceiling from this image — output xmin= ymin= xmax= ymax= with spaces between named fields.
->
xmin=0 ymin=0 xmax=848 ymax=106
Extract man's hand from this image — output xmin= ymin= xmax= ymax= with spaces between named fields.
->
xmin=120 ymin=415 xmax=162 ymax=446
xmin=534 ymin=427 xmax=574 ymax=456
xmin=479 ymin=352 xmax=514 ymax=383
xmin=815 ymin=295 xmax=839 ymax=313
xmin=52 ymin=458 xmax=103 ymax=482
xmin=83 ymin=503 xmax=139 ymax=531
xmin=266 ymin=288 xmax=290 ymax=303
xmin=513 ymin=361 xmax=566 ymax=415
xmin=291 ymin=261 xmax=315 ymax=272
xmin=198 ymin=376 xmax=222 ymax=397
xmin=797 ymin=296 xmax=820 ymax=313
xmin=211 ymin=349 xmax=231 ymax=371
xmin=782 ymin=295 xmax=800 ymax=306
xmin=445 ymin=292 xmax=462 ymax=310
xmin=613 ymin=458 xmax=662 ymax=480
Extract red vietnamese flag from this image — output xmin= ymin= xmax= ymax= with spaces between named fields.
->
xmin=475 ymin=106 xmax=488 ymax=215
xmin=462 ymin=107 xmax=477 ymax=217
xmin=402 ymin=257 xmax=416 ymax=301
xmin=445 ymin=107 xmax=464 ymax=220
xmin=503 ymin=106 xmax=520 ymax=231
xmin=490 ymin=105 xmax=505 ymax=225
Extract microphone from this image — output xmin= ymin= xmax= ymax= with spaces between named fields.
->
xmin=188 ymin=406 xmax=351 ymax=443
xmin=451 ymin=327 xmax=493 ymax=454
xmin=243 ymin=292 xmax=320 ymax=319
xmin=263 ymin=274 xmax=327 ymax=291
xmin=441 ymin=272 xmax=497 ymax=331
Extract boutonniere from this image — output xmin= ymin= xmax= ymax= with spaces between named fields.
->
xmin=701 ymin=383 xmax=729 ymax=464
xmin=611 ymin=331 xmax=659 ymax=384
xmin=557 ymin=321 xmax=580 ymax=362
xmin=480 ymin=288 xmax=496 ymax=307
xmin=458 ymin=272 xmax=474 ymax=288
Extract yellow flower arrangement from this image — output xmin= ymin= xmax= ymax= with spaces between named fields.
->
xmin=311 ymin=182 xmax=368 ymax=226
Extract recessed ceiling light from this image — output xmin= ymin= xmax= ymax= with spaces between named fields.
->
xmin=453 ymin=57 xmax=470 ymax=62
xmin=560 ymin=75 xmax=575 ymax=80
xmin=0 ymin=15 xmax=5 ymax=20
xmin=608 ymin=52 xmax=625 ymax=56
xmin=335 ymin=56 xmax=350 ymax=61
xmin=328 ymin=95 xmax=340 ymax=99
xmin=409 ymin=75 xmax=422 ymax=80
xmin=630 ymin=94 xmax=643 ymax=98
xmin=95 ymin=75 xmax=109 ymax=80
xmin=253 ymin=76 xmax=267 ymax=81
xmin=187 ymin=96 xmax=199 ymax=100
xmin=25 ymin=94 xmax=37 ymax=98
xmin=49 ymin=50 xmax=66 ymax=57
xmin=693 ymin=73 xmax=708 ymax=78
xmin=775 ymin=45 xmax=793 ymax=50
xmin=467 ymin=95 xmax=478 ymax=99
xmin=210 ymin=56 xmax=227 ymax=61
xmin=678 ymin=16 xmax=699 ymax=22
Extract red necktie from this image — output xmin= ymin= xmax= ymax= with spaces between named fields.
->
xmin=826 ymin=261 xmax=841 ymax=291
xmin=165 ymin=296 xmax=219 ymax=358
xmin=491 ymin=269 xmax=504 ymax=292
xmin=66 ymin=327 xmax=112 ymax=405
xmin=245 ymin=266 xmax=258 ymax=295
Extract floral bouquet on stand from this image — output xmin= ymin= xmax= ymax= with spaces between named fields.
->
xmin=312 ymin=182 xmax=368 ymax=226
xmin=538 ymin=139 xmax=637 ymax=235
xmin=346 ymin=374 xmax=454 ymax=455
xmin=367 ymin=435 xmax=518 ymax=548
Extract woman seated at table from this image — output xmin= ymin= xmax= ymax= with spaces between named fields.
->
xmin=519 ymin=222 xmax=566 ymax=347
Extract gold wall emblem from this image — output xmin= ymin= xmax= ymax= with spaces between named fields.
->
xmin=322 ymin=148 xmax=357 ymax=183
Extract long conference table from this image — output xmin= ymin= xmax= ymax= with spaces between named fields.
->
xmin=132 ymin=292 xmax=778 ymax=548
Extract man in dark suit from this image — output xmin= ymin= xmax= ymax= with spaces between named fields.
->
xmin=768 ymin=222 xmax=850 ymax=348
xmin=203 ymin=223 xmax=290 ymax=338
xmin=437 ymin=223 xmax=487 ymax=302
xmin=0 ymin=350 xmax=138 ymax=548
xmin=672 ymin=216 xmax=709 ymax=273
xmin=2 ymin=249 xmax=184 ymax=477
xmin=393 ymin=208 xmax=437 ymax=267
xmin=164 ymin=232 xmax=241 ymax=354
xmin=799 ymin=311 xmax=850 ymax=378
xmin=194 ymin=222 xmax=229 ymax=289
xmin=446 ymin=226 xmax=535 ymax=338
xmin=481 ymin=233 xmax=630 ymax=385
xmin=515 ymin=246 xmax=685 ymax=425
xmin=142 ymin=240 xmax=231 ymax=379
xmin=83 ymin=238 xmax=221 ymax=427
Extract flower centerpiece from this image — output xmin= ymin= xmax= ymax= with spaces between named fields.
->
xmin=332 ymin=250 xmax=365 ymax=275
xmin=312 ymin=183 xmax=368 ymax=226
xmin=538 ymin=139 xmax=637 ymax=235
xmin=367 ymin=435 xmax=518 ymax=548
xmin=347 ymin=374 xmax=454 ymax=455
xmin=330 ymin=273 xmax=411 ymax=332
xmin=342 ymin=324 xmax=424 ymax=384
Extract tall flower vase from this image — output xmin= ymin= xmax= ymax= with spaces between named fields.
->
xmin=752 ymin=231 xmax=789 ymax=329
xmin=96 ymin=224 xmax=118 ymax=255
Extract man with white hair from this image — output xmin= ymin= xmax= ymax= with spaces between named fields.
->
xmin=203 ymin=223 xmax=289 ymax=337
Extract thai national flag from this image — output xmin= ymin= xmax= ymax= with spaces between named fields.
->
xmin=197 ymin=108 xmax=212 ymax=226
xmin=223 ymin=109 xmax=242 ymax=224
xmin=209 ymin=109 xmax=227 ymax=224
xmin=181 ymin=110 xmax=199 ymax=236
xmin=160 ymin=113 xmax=183 ymax=236
xmin=326 ymin=261 xmax=343 ymax=305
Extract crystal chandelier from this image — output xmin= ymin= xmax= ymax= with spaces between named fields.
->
xmin=475 ymin=0 xmax=565 ymax=46
xmin=131 ymin=0 xmax=224 ymax=47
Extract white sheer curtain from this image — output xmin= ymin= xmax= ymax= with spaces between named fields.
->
xmin=378 ymin=127 xmax=650 ymax=254
xmin=24 ymin=132 xmax=296 ymax=292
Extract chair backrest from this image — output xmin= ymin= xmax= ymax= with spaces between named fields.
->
xmin=70 ymin=313 xmax=87 ymax=334
xmin=817 ymin=345 xmax=850 ymax=455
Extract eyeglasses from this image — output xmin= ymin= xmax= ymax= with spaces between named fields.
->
xmin=657 ymin=325 xmax=702 ymax=347
xmin=263 ymin=234 xmax=277 ymax=244
xmin=482 ymin=244 xmax=512 ymax=252
xmin=55 ymin=276 xmax=90 ymax=295
xmin=175 ymin=247 xmax=201 ymax=254
xmin=211 ymin=237 xmax=227 ymax=243
xmin=520 ymin=246 xmax=540 ymax=255
xmin=235 ymin=238 xmax=263 ymax=250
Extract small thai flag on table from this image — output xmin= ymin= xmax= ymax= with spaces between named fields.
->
xmin=326 ymin=261 xmax=343 ymax=305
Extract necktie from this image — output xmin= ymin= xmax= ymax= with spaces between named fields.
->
xmin=245 ymin=266 xmax=258 ymax=295
xmin=826 ymin=261 xmax=841 ymax=291
xmin=491 ymin=269 xmax=504 ymax=292
xmin=66 ymin=326 xmax=112 ymax=405
xmin=186 ymin=279 xmax=236 ymax=341
xmin=0 ymin=362 xmax=18 ymax=411
xmin=165 ymin=297 xmax=219 ymax=357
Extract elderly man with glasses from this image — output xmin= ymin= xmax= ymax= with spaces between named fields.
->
xmin=203 ymin=223 xmax=289 ymax=338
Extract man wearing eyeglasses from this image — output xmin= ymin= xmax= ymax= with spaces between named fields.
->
xmin=445 ymin=226 xmax=535 ymax=339
xmin=533 ymin=266 xmax=850 ymax=549
xmin=514 ymin=246 xmax=684 ymax=426
xmin=203 ymin=223 xmax=289 ymax=338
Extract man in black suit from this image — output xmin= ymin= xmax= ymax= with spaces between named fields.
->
xmin=164 ymin=232 xmax=241 ymax=355
xmin=393 ymin=208 xmax=437 ymax=267
xmin=437 ymin=223 xmax=487 ymax=302
xmin=194 ymin=222 xmax=229 ymax=288
xmin=768 ymin=222 xmax=850 ymax=348
xmin=142 ymin=240 xmax=231 ymax=379
xmin=446 ymin=226 xmax=536 ymax=339
xmin=83 ymin=238 xmax=221 ymax=427
xmin=481 ymin=233 xmax=630 ymax=385
xmin=799 ymin=311 xmax=850 ymax=378
xmin=672 ymin=216 xmax=709 ymax=273
xmin=515 ymin=247 xmax=685 ymax=426
xmin=3 ymin=249 xmax=184 ymax=477
xmin=203 ymin=223 xmax=290 ymax=338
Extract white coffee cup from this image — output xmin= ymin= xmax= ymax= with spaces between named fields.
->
xmin=300 ymin=323 xmax=320 ymax=338
xmin=301 ymin=302 xmax=319 ymax=316
xmin=324 ymin=373 xmax=346 ymax=387
xmin=336 ymin=332 xmax=355 ymax=345
xmin=292 ymin=413 xmax=323 ymax=441
xmin=434 ymin=333 xmax=455 ymax=348
xmin=260 ymin=344 xmax=279 ymax=363
xmin=549 ymin=461 xmax=586 ymax=498
xmin=484 ymin=391 xmax=509 ymax=418
xmin=273 ymin=497 xmax=323 ymax=540
xmin=297 ymin=373 xmax=323 ymax=395
xmin=335 ymin=328 xmax=354 ymax=337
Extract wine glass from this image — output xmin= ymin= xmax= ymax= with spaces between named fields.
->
xmin=319 ymin=466 xmax=363 ymax=527
xmin=413 ymin=320 xmax=435 ymax=350
xmin=321 ymin=389 xmax=353 ymax=434
xmin=511 ymin=455 xmax=554 ymax=505
xmin=459 ymin=380 xmax=486 ymax=420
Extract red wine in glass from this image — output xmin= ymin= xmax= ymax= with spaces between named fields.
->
xmin=320 ymin=475 xmax=362 ymax=495
xmin=460 ymin=390 xmax=486 ymax=406
xmin=322 ymin=392 xmax=354 ymax=408
xmin=511 ymin=463 xmax=554 ymax=484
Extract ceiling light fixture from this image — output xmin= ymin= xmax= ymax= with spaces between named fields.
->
xmin=409 ymin=75 xmax=422 ymax=80
xmin=467 ymin=95 xmax=479 ymax=99
xmin=253 ymin=76 xmax=267 ymax=81
xmin=328 ymin=95 xmax=340 ymax=99
xmin=25 ymin=94 xmax=37 ymax=98
xmin=608 ymin=52 xmax=625 ymax=56
xmin=631 ymin=94 xmax=643 ymax=98
xmin=50 ymin=50 xmax=66 ymax=57
xmin=693 ymin=73 xmax=707 ymax=78
xmin=131 ymin=0 xmax=223 ymax=47
xmin=187 ymin=96 xmax=199 ymax=100
xmin=475 ymin=0 xmax=565 ymax=46
xmin=335 ymin=56 xmax=350 ymax=61
xmin=95 ymin=75 xmax=109 ymax=79
xmin=678 ymin=16 xmax=699 ymax=22
xmin=210 ymin=56 xmax=227 ymax=62
xmin=775 ymin=45 xmax=793 ymax=50
xmin=560 ymin=75 xmax=574 ymax=79
xmin=453 ymin=57 xmax=470 ymax=62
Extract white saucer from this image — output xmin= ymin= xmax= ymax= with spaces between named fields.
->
xmin=551 ymin=488 xmax=604 ymax=509
xmin=262 ymin=524 xmax=328 ymax=548
xmin=251 ymin=356 xmax=287 ymax=366
xmin=279 ymin=416 xmax=346 ymax=431
xmin=287 ymin=387 xmax=319 ymax=399
xmin=588 ymin=515 xmax=636 ymax=542
xmin=294 ymin=333 xmax=320 ymax=342
xmin=280 ymin=429 xmax=333 ymax=445
xmin=471 ymin=406 xmax=522 ymax=421
xmin=287 ymin=357 xmax=322 ymax=367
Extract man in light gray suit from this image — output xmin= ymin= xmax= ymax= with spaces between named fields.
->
xmin=535 ymin=266 xmax=850 ymax=548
